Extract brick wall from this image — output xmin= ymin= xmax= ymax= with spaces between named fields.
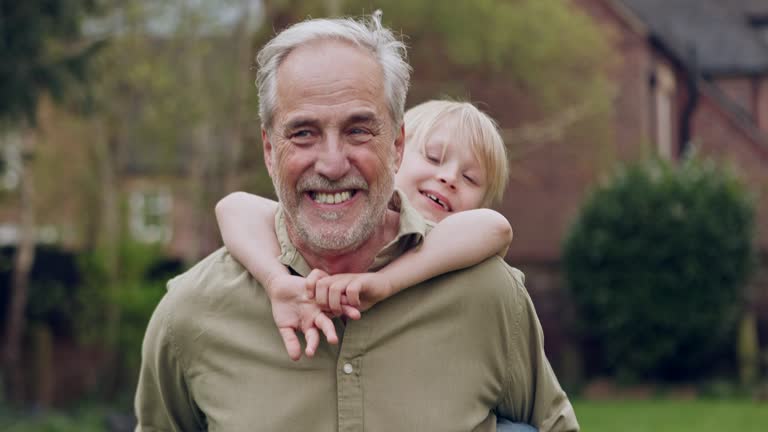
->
xmin=714 ymin=77 xmax=758 ymax=119
xmin=692 ymin=91 xmax=768 ymax=251
xmin=500 ymin=0 xmax=657 ymax=262
xmin=758 ymin=78 xmax=768 ymax=132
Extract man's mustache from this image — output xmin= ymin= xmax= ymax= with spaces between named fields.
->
xmin=296 ymin=175 xmax=369 ymax=192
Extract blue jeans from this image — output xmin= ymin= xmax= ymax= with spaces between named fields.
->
xmin=497 ymin=418 xmax=537 ymax=432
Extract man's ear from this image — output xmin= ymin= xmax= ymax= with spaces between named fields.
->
xmin=262 ymin=128 xmax=274 ymax=178
xmin=393 ymin=124 xmax=405 ymax=172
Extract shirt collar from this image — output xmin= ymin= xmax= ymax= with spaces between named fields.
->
xmin=275 ymin=189 xmax=428 ymax=276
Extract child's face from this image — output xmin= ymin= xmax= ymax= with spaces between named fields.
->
xmin=395 ymin=121 xmax=487 ymax=222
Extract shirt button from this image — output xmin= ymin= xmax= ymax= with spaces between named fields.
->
xmin=343 ymin=363 xmax=354 ymax=374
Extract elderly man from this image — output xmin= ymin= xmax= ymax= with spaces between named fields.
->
xmin=134 ymin=13 xmax=578 ymax=432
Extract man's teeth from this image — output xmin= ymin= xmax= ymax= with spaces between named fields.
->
xmin=312 ymin=190 xmax=353 ymax=204
xmin=425 ymin=193 xmax=448 ymax=211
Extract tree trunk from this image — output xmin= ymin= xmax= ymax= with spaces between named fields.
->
xmin=222 ymin=0 xmax=253 ymax=194
xmin=737 ymin=309 xmax=759 ymax=387
xmin=31 ymin=323 xmax=53 ymax=409
xmin=95 ymin=119 xmax=122 ymax=397
xmin=2 ymin=128 xmax=37 ymax=404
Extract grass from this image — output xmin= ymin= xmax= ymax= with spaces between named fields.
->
xmin=0 ymin=406 xmax=110 ymax=432
xmin=574 ymin=399 xmax=768 ymax=432
xmin=2 ymin=399 xmax=767 ymax=431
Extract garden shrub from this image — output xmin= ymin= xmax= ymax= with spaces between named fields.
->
xmin=76 ymin=241 xmax=174 ymax=391
xmin=563 ymin=157 xmax=755 ymax=381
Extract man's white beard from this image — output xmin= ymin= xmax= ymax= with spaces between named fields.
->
xmin=274 ymin=171 xmax=393 ymax=254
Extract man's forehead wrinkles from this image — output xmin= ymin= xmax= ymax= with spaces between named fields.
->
xmin=297 ymin=75 xmax=379 ymax=93
xmin=277 ymin=70 xmax=383 ymax=106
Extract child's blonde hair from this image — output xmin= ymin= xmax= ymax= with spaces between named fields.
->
xmin=404 ymin=100 xmax=509 ymax=207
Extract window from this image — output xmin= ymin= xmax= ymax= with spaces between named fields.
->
xmin=654 ymin=64 xmax=676 ymax=159
xmin=750 ymin=16 xmax=768 ymax=45
xmin=129 ymin=189 xmax=172 ymax=244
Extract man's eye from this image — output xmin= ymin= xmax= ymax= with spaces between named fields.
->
xmin=348 ymin=127 xmax=372 ymax=142
xmin=291 ymin=130 xmax=312 ymax=138
xmin=349 ymin=127 xmax=371 ymax=136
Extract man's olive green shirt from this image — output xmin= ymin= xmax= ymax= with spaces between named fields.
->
xmin=134 ymin=192 xmax=578 ymax=431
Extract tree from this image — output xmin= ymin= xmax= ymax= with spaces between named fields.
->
xmin=0 ymin=0 xmax=101 ymax=403
xmin=259 ymin=0 xmax=616 ymax=168
xmin=37 ymin=0 xmax=264 ymax=396
xmin=563 ymin=157 xmax=755 ymax=380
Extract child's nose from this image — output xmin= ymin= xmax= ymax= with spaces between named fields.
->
xmin=438 ymin=170 xmax=458 ymax=190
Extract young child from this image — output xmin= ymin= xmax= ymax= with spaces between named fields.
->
xmin=217 ymin=100 xmax=512 ymax=360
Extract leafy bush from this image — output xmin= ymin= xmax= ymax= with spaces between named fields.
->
xmin=0 ymin=405 xmax=107 ymax=432
xmin=563 ymin=157 xmax=755 ymax=381
xmin=76 ymin=241 xmax=178 ymax=390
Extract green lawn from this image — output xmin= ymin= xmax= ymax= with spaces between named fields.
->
xmin=0 ymin=406 xmax=107 ymax=432
xmin=574 ymin=399 xmax=768 ymax=432
xmin=3 ymin=399 xmax=768 ymax=431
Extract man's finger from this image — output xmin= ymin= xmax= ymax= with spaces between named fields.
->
xmin=304 ymin=327 xmax=319 ymax=357
xmin=314 ymin=314 xmax=338 ymax=345
xmin=278 ymin=328 xmax=302 ymax=361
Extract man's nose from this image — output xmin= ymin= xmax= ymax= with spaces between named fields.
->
xmin=315 ymin=136 xmax=350 ymax=180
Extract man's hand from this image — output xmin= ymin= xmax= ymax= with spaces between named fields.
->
xmin=267 ymin=273 xmax=355 ymax=361
xmin=311 ymin=271 xmax=393 ymax=314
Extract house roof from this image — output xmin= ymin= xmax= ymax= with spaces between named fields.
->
xmin=618 ymin=0 xmax=768 ymax=75
xmin=730 ymin=0 xmax=768 ymax=18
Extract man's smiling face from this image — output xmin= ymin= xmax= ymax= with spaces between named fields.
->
xmin=263 ymin=39 xmax=403 ymax=255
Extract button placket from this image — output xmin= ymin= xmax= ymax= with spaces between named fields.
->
xmin=336 ymin=319 xmax=367 ymax=432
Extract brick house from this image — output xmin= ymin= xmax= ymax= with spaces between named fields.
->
xmin=499 ymin=0 xmax=768 ymax=369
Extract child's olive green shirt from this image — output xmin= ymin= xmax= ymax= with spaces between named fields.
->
xmin=134 ymin=191 xmax=579 ymax=432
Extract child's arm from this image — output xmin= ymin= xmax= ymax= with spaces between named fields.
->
xmin=314 ymin=208 xmax=513 ymax=313
xmin=215 ymin=192 xmax=284 ymax=288
xmin=215 ymin=192 xmax=359 ymax=360
xmin=383 ymin=208 xmax=513 ymax=290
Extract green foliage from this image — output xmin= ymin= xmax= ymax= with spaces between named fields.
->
xmin=264 ymin=0 xmax=615 ymax=136
xmin=347 ymin=0 xmax=615 ymax=110
xmin=563 ymin=157 xmax=755 ymax=381
xmin=77 ymin=241 xmax=168 ymax=384
xmin=87 ymin=0 xmax=264 ymax=188
xmin=0 ymin=0 xmax=101 ymax=125
xmin=0 ymin=405 xmax=106 ymax=432
xmin=115 ymin=280 xmax=166 ymax=369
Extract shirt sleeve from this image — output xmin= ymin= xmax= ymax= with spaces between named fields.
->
xmin=134 ymin=287 xmax=205 ymax=432
xmin=498 ymin=268 xmax=580 ymax=432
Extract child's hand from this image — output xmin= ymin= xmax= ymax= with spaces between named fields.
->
xmin=266 ymin=273 xmax=340 ymax=361
xmin=306 ymin=269 xmax=362 ymax=320
xmin=312 ymin=272 xmax=393 ymax=314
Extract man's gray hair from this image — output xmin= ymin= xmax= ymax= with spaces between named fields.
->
xmin=256 ymin=11 xmax=411 ymax=132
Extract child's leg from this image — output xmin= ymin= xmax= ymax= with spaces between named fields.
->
xmin=496 ymin=418 xmax=537 ymax=432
